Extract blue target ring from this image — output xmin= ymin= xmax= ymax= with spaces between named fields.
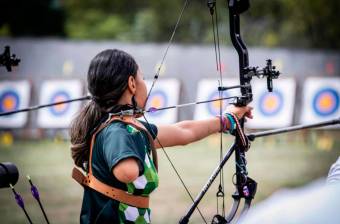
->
xmin=312 ymin=88 xmax=339 ymax=116
xmin=0 ymin=90 xmax=20 ymax=113
xmin=147 ymin=90 xmax=168 ymax=117
xmin=207 ymin=91 xmax=229 ymax=116
xmin=49 ymin=91 xmax=71 ymax=116
xmin=258 ymin=91 xmax=283 ymax=116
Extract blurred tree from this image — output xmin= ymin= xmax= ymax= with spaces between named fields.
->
xmin=64 ymin=0 xmax=150 ymax=40
xmin=245 ymin=0 xmax=340 ymax=49
xmin=0 ymin=0 xmax=65 ymax=36
xmin=65 ymin=9 xmax=129 ymax=40
xmin=0 ymin=0 xmax=339 ymax=49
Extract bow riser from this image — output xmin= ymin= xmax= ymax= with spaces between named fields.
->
xmin=228 ymin=0 xmax=252 ymax=107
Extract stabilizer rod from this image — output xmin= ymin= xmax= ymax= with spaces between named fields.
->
xmin=248 ymin=117 xmax=340 ymax=141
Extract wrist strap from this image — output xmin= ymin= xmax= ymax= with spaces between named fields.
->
xmin=217 ymin=114 xmax=236 ymax=134
xmin=217 ymin=115 xmax=229 ymax=133
xmin=228 ymin=113 xmax=249 ymax=150
xmin=225 ymin=113 xmax=236 ymax=134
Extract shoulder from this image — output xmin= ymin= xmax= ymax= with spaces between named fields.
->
xmin=95 ymin=119 xmax=158 ymax=145
xmin=104 ymin=121 xmax=125 ymax=132
xmin=94 ymin=121 xmax=145 ymax=171
xmin=95 ymin=121 xmax=135 ymax=147
xmin=100 ymin=121 xmax=133 ymax=137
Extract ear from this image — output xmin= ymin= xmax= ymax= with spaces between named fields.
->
xmin=127 ymin=76 xmax=136 ymax=94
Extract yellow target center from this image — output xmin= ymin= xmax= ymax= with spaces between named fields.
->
xmin=3 ymin=96 xmax=15 ymax=110
xmin=319 ymin=94 xmax=332 ymax=109
xmin=264 ymin=95 xmax=277 ymax=110
xmin=151 ymin=96 xmax=162 ymax=108
xmin=54 ymin=96 xmax=67 ymax=111
xmin=212 ymin=99 xmax=226 ymax=110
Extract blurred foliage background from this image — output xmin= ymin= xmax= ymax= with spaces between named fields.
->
xmin=0 ymin=0 xmax=339 ymax=49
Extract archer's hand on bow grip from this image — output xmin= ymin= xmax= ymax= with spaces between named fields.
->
xmin=223 ymin=105 xmax=252 ymax=151
xmin=224 ymin=105 xmax=253 ymax=121
xmin=218 ymin=105 xmax=253 ymax=133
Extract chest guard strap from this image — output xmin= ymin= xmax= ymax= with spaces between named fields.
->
xmin=72 ymin=116 xmax=158 ymax=209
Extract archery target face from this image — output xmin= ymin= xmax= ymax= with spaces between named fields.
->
xmin=312 ymin=88 xmax=339 ymax=116
xmin=194 ymin=78 xmax=240 ymax=120
xmin=49 ymin=91 xmax=71 ymax=116
xmin=37 ymin=80 xmax=83 ymax=128
xmin=258 ymin=91 xmax=284 ymax=117
xmin=246 ymin=78 xmax=296 ymax=129
xmin=0 ymin=80 xmax=31 ymax=128
xmin=301 ymin=78 xmax=340 ymax=127
xmin=144 ymin=79 xmax=180 ymax=124
xmin=0 ymin=90 xmax=20 ymax=113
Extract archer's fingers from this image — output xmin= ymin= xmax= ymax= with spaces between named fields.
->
xmin=245 ymin=106 xmax=253 ymax=119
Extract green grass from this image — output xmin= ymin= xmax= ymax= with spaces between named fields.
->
xmin=0 ymin=131 xmax=339 ymax=224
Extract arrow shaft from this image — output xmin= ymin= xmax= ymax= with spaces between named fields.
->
xmin=0 ymin=96 xmax=91 ymax=117
xmin=146 ymin=96 xmax=238 ymax=113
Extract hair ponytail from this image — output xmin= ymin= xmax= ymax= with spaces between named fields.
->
xmin=70 ymin=100 xmax=102 ymax=168
xmin=69 ymin=49 xmax=138 ymax=169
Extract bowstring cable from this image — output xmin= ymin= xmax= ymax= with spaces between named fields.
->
xmin=144 ymin=0 xmax=190 ymax=107
xmin=215 ymin=4 xmax=227 ymax=217
xmin=209 ymin=0 xmax=226 ymax=217
xmin=142 ymin=0 xmax=208 ymax=223
xmin=142 ymin=115 xmax=207 ymax=223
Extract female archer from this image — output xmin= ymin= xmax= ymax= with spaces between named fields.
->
xmin=70 ymin=49 xmax=252 ymax=224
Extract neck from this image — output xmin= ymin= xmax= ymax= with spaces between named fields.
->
xmin=117 ymin=92 xmax=133 ymax=106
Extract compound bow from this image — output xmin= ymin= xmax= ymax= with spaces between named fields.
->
xmin=142 ymin=0 xmax=280 ymax=223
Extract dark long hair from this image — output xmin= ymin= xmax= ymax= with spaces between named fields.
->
xmin=70 ymin=49 xmax=138 ymax=168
